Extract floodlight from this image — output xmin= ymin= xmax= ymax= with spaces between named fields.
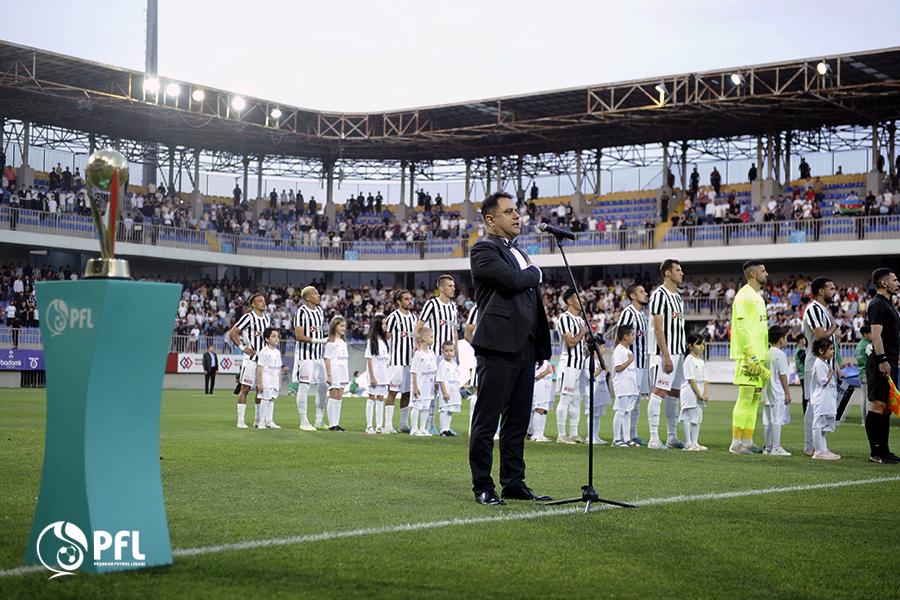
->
xmin=143 ymin=76 xmax=160 ymax=94
xmin=816 ymin=61 xmax=831 ymax=76
xmin=231 ymin=96 xmax=247 ymax=112
xmin=165 ymin=82 xmax=181 ymax=97
xmin=270 ymin=108 xmax=283 ymax=119
xmin=191 ymin=89 xmax=206 ymax=102
xmin=729 ymin=73 xmax=745 ymax=86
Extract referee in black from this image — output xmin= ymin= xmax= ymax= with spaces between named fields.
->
xmin=469 ymin=192 xmax=552 ymax=506
xmin=865 ymin=268 xmax=900 ymax=464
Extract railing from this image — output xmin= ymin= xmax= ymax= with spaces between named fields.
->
xmin=0 ymin=328 xmax=860 ymax=367
xmin=703 ymin=341 xmax=857 ymax=363
xmin=2 ymin=205 xmax=898 ymax=261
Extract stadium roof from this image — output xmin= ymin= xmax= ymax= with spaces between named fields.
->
xmin=1 ymin=39 xmax=899 ymax=163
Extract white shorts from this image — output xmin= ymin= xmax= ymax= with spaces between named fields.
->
xmin=328 ymin=381 xmax=348 ymax=392
xmin=411 ymin=394 xmax=431 ymax=411
xmin=239 ymin=359 xmax=258 ymax=387
xmin=636 ymin=367 xmax=649 ymax=395
xmin=533 ymin=380 xmax=554 ymax=411
xmin=762 ymin=400 xmax=786 ymax=425
xmin=439 ymin=397 xmax=462 ymax=413
xmin=259 ymin=386 xmax=279 ymax=400
xmin=388 ymin=365 xmax=411 ymax=394
xmin=586 ymin=377 xmax=612 ymax=414
xmin=614 ymin=394 xmax=639 ymax=412
xmin=369 ymin=384 xmax=389 ymax=397
xmin=294 ymin=359 xmax=325 ymax=384
xmin=649 ymin=354 xmax=684 ymax=393
xmin=557 ymin=366 xmax=586 ymax=398
xmin=680 ymin=405 xmax=703 ymax=424
xmin=812 ymin=413 xmax=836 ymax=433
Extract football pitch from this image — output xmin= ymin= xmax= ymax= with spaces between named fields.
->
xmin=1 ymin=388 xmax=897 ymax=599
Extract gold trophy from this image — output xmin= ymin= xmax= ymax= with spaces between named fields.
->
xmin=83 ymin=149 xmax=132 ymax=278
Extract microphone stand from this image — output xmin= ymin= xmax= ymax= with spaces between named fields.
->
xmin=542 ymin=233 xmax=636 ymax=513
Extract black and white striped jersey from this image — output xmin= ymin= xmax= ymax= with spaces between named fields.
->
xmin=466 ymin=305 xmax=479 ymax=330
xmin=802 ymin=299 xmax=837 ymax=368
xmin=617 ymin=303 xmax=647 ymax=369
xmin=419 ymin=297 xmax=458 ymax=354
xmin=385 ymin=308 xmax=417 ymax=367
xmin=294 ymin=303 xmax=326 ymax=360
xmin=647 ymin=285 xmax=685 ymax=357
xmin=558 ymin=310 xmax=587 ymax=369
xmin=235 ymin=310 xmax=270 ymax=361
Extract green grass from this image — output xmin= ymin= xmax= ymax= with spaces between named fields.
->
xmin=1 ymin=388 xmax=898 ymax=599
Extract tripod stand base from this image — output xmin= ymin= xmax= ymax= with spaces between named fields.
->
xmin=543 ymin=485 xmax=637 ymax=513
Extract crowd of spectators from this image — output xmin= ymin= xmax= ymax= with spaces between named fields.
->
xmin=5 ymin=260 xmax=895 ymax=355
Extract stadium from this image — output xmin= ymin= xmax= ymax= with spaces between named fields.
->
xmin=1 ymin=2 xmax=900 ymax=597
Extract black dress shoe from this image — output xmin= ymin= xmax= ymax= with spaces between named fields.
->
xmin=474 ymin=490 xmax=506 ymax=506
xmin=501 ymin=485 xmax=553 ymax=502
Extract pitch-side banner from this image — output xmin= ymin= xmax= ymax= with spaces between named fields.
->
xmin=175 ymin=353 xmax=244 ymax=374
xmin=0 ymin=349 xmax=45 ymax=371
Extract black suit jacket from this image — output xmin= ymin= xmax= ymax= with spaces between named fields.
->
xmin=203 ymin=352 xmax=218 ymax=373
xmin=469 ymin=234 xmax=551 ymax=360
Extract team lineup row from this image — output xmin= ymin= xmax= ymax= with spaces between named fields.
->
xmin=219 ymin=260 xmax=899 ymax=464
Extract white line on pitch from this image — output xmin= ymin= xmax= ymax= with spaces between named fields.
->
xmin=3 ymin=475 xmax=899 ymax=578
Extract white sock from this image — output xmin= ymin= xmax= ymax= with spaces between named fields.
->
xmin=237 ymin=403 xmax=246 ymax=424
xmin=568 ymin=397 xmax=581 ymax=438
xmin=400 ymin=405 xmax=410 ymax=429
xmin=591 ymin=412 xmax=601 ymax=441
xmin=426 ymin=396 xmax=437 ymax=430
xmin=665 ymin=396 xmax=679 ymax=440
xmin=556 ymin=396 xmax=570 ymax=438
xmin=803 ymin=400 xmax=814 ymax=451
xmin=375 ymin=400 xmax=385 ymax=430
xmin=384 ymin=404 xmax=395 ymax=430
xmin=682 ymin=419 xmax=691 ymax=445
xmin=439 ymin=411 xmax=452 ymax=432
xmin=813 ymin=427 xmax=827 ymax=453
xmin=613 ymin=411 xmax=625 ymax=442
xmin=527 ymin=412 xmax=535 ymax=436
xmin=315 ymin=383 xmax=328 ymax=424
xmin=327 ymin=398 xmax=338 ymax=426
xmin=365 ymin=398 xmax=375 ymax=428
xmin=259 ymin=400 xmax=270 ymax=425
xmin=630 ymin=399 xmax=641 ymax=439
xmin=469 ymin=395 xmax=477 ymax=433
xmin=691 ymin=422 xmax=701 ymax=446
xmin=296 ymin=382 xmax=310 ymax=424
xmin=253 ymin=401 xmax=262 ymax=425
xmin=770 ymin=414 xmax=782 ymax=450
xmin=532 ymin=412 xmax=547 ymax=438
xmin=648 ymin=393 xmax=664 ymax=439
xmin=334 ymin=398 xmax=343 ymax=425
xmin=419 ymin=409 xmax=429 ymax=432
xmin=409 ymin=408 xmax=420 ymax=433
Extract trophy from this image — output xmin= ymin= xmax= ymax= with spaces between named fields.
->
xmin=83 ymin=149 xmax=131 ymax=278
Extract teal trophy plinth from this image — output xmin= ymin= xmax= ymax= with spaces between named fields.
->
xmin=25 ymin=279 xmax=179 ymax=575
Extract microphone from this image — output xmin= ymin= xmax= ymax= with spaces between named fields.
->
xmin=538 ymin=222 xmax=576 ymax=241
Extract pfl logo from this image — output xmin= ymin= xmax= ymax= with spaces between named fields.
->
xmin=45 ymin=299 xmax=94 ymax=337
xmin=36 ymin=521 xmax=87 ymax=579
xmin=36 ymin=521 xmax=146 ymax=579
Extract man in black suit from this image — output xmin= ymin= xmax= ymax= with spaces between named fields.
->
xmin=203 ymin=345 xmax=219 ymax=395
xmin=469 ymin=192 xmax=553 ymax=506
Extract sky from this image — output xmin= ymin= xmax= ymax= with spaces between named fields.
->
xmin=1 ymin=0 xmax=899 ymax=113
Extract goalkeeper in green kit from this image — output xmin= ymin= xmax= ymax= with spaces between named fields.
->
xmin=729 ymin=260 xmax=771 ymax=454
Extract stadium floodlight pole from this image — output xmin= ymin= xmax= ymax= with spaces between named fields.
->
xmin=541 ymin=229 xmax=635 ymax=513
